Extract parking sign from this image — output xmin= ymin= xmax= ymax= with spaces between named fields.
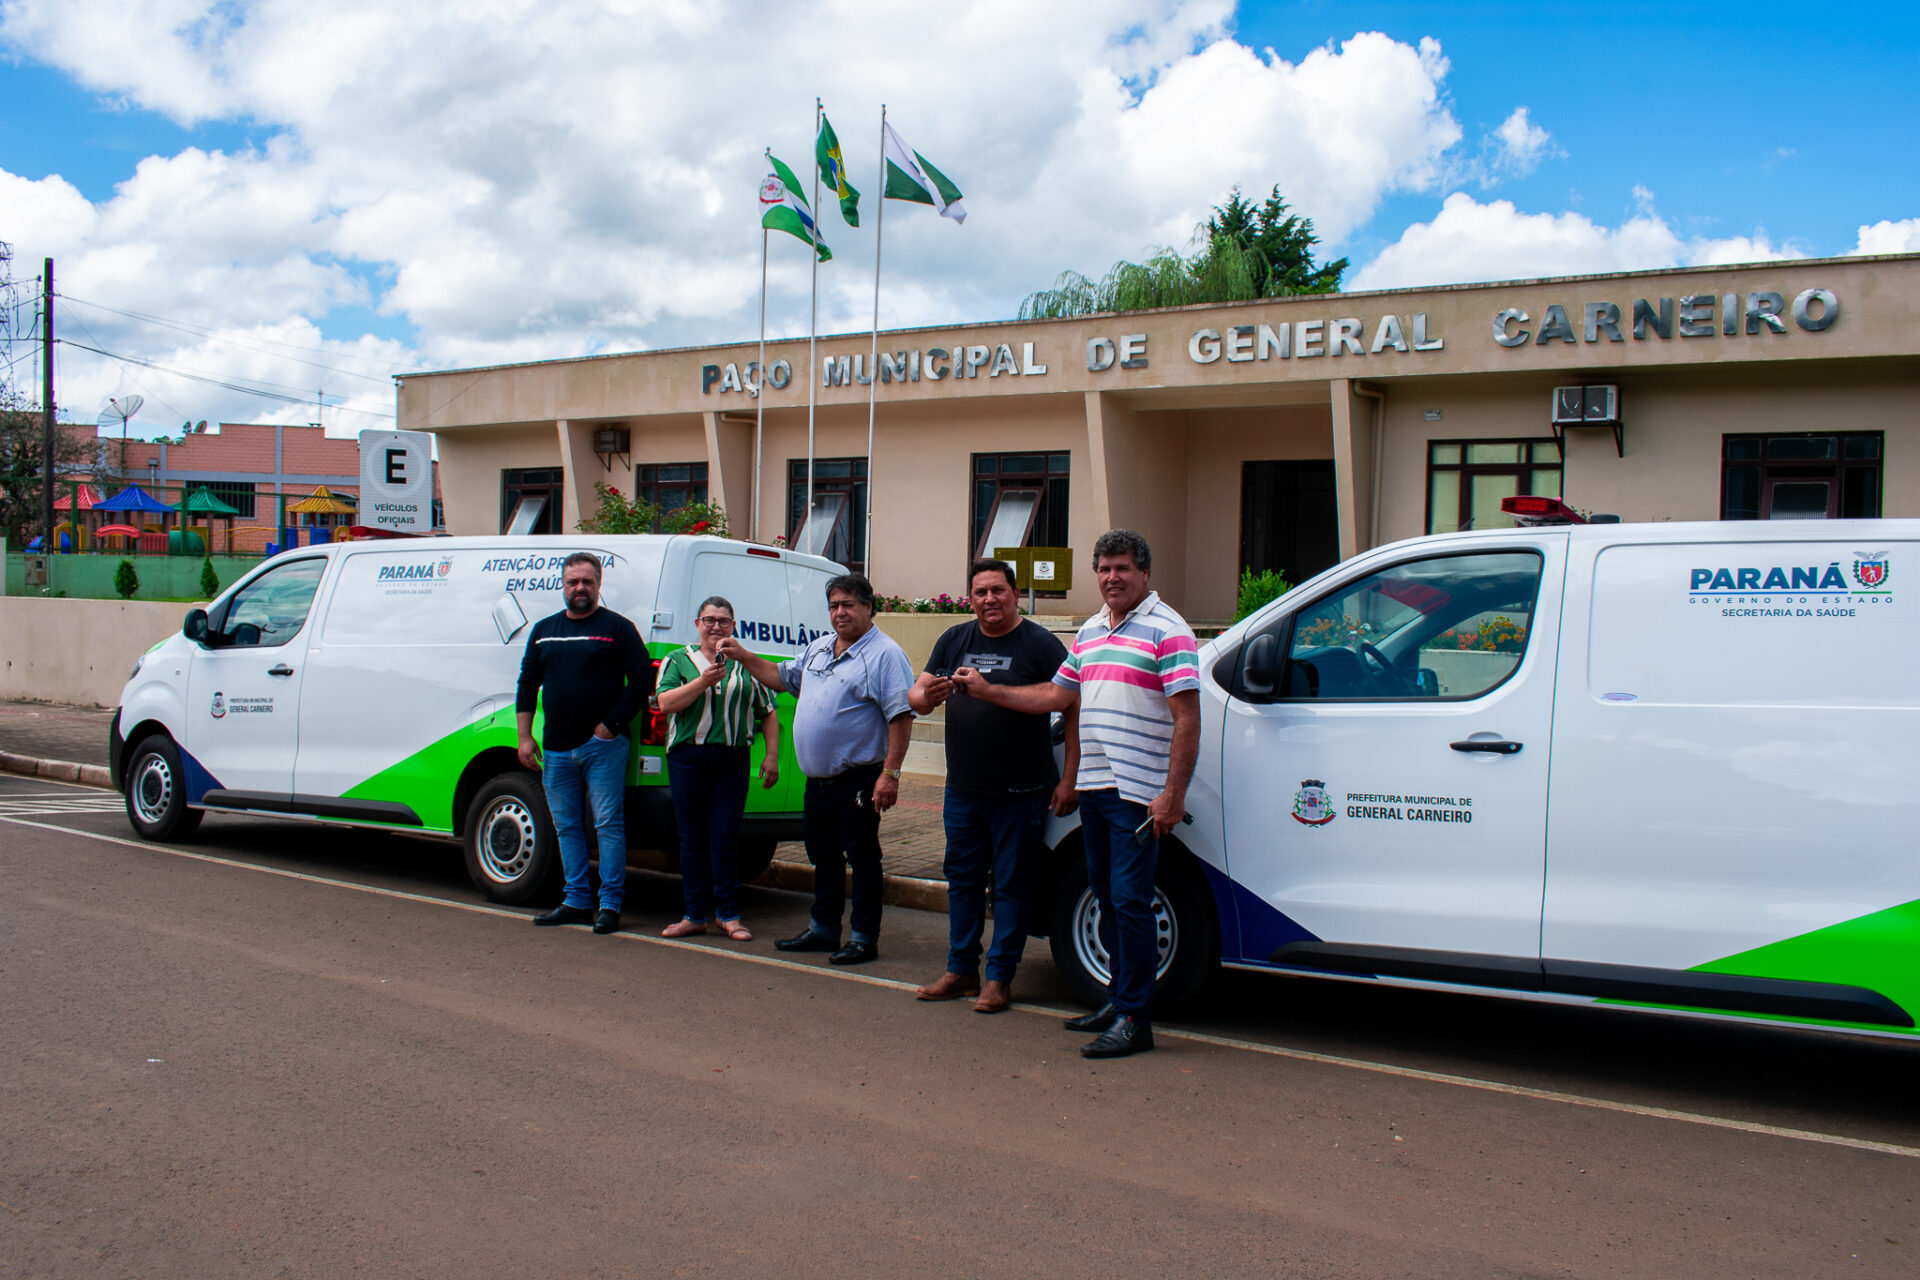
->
xmin=359 ymin=430 xmax=434 ymax=534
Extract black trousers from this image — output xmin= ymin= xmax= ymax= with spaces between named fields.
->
xmin=803 ymin=764 xmax=884 ymax=942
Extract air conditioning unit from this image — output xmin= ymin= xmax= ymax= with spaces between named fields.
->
xmin=592 ymin=427 xmax=631 ymax=454
xmin=1551 ymin=385 xmax=1618 ymax=425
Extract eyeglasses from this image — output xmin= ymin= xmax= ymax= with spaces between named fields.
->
xmin=697 ymin=616 xmax=735 ymax=628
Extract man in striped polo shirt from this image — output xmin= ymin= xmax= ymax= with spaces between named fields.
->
xmin=952 ymin=529 xmax=1199 ymax=1058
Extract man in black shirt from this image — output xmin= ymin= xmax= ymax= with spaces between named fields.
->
xmin=515 ymin=552 xmax=654 ymax=935
xmin=907 ymin=559 xmax=1077 ymax=1012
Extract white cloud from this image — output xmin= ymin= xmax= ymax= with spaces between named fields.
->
xmin=1854 ymin=218 xmax=1920 ymax=254
xmin=1489 ymin=106 xmax=1553 ymax=178
xmin=1349 ymin=192 xmax=1807 ymax=291
xmin=0 ymin=2 xmax=1466 ymax=428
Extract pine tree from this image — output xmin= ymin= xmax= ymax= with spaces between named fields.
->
xmin=114 ymin=559 xmax=140 ymax=600
xmin=199 ymin=557 xmax=219 ymax=599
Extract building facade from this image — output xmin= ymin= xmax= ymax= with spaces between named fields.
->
xmin=399 ymin=254 xmax=1919 ymax=620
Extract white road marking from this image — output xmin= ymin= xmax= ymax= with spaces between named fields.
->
xmin=5 ymin=810 xmax=1917 ymax=1162
xmin=0 ymin=796 xmax=126 ymax=816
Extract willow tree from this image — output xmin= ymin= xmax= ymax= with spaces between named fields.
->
xmin=1019 ymin=184 xmax=1346 ymax=319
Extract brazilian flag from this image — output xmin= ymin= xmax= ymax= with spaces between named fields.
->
xmin=816 ymin=114 xmax=861 ymax=228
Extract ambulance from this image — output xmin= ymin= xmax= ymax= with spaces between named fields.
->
xmin=109 ymin=534 xmax=840 ymax=902
xmin=1035 ymin=510 xmax=1920 ymax=1041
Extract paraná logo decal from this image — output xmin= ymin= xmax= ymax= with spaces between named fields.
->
xmin=438 ymin=557 xmax=454 ymax=578
xmin=1292 ymin=779 xmax=1335 ymax=826
xmin=1853 ymin=551 xmax=1889 ymax=589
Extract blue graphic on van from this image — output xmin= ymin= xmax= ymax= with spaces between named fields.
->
xmin=1690 ymin=563 xmax=1849 ymax=594
xmin=378 ymin=562 xmax=442 ymax=582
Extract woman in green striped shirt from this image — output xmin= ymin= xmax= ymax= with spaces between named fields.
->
xmin=656 ymin=595 xmax=781 ymax=940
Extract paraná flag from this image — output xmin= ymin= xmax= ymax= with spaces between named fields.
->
xmin=816 ymin=114 xmax=860 ymax=228
xmin=882 ymin=123 xmax=966 ymax=223
xmin=760 ymin=153 xmax=831 ymax=261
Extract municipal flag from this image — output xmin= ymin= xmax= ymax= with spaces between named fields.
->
xmin=759 ymin=154 xmax=831 ymax=261
xmin=882 ymin=123 xmax=966 ymax=223
xmin=816 ymin=114 xmax=860 ymax=228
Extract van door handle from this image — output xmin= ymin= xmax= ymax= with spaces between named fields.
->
xmin=267 ymin=664 xmax=295 ymax=677
xmin=1451 ymin=739 xmax=1521 ymax=754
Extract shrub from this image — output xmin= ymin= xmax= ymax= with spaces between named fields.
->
xmin=661 ymin=501 xmax=730 ymax=537
xmin=577 ymin=483 xmax=660 ymax=535
xmin=1234 ymin=566 xmax=1292 ymax=621
xmin=199 ymin=557 xmax=219 ymax=598
xmin=113 ymin=559 xmax=140 ymax=600
xmin=874 ymin=593 xmax=971 ymax=614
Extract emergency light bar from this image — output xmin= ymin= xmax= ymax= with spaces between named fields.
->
xmin=1500 ymin=495 xmax=1586 ymax=525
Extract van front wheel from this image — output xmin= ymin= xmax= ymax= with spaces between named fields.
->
xmin=464 ymin=772 xmax=559 ymax=904
xmin=123 ymin=734 xmax=203 ymax=841
xmin=1047 ymin=843 xmax=1220 ymax=1016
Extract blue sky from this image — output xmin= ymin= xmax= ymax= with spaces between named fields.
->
xmin=0 ymin=1 xmax=1914 ymax=435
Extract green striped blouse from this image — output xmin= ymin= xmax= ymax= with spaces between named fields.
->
xmin=656 ymin=647 xmax=777 ymax=749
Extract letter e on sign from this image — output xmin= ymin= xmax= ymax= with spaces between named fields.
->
xmin=359 ymin=429 xmax=435 ymax=535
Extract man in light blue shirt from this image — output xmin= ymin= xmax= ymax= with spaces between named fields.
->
xmin=722 ymin=572 xmax=913 ymax=965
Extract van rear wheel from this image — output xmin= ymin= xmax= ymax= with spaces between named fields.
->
xmin=123 ymin=734 xmax=203 ymax=842
xmin=464 ymin=772 xmax=559 ymax=904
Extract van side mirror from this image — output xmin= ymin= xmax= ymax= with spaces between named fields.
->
xmin=1241 ymin=633 xmax=1279 ymax=697
xmin=1415 ymin=667 xmax=1440 ymax=698
xmin=183 ymin=609 xmax=209 ymax=645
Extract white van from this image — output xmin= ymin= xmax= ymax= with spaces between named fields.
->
xmin=110 ymin=535 xmax=840 ymax=901
xmin=1033 ymin=518 xmax=1919 ymax=1041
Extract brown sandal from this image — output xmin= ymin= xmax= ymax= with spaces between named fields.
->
xmin=661 ymin=919 xmax=707 ymax=938
xmin=715 ymin=919 xmax=752 ymax=941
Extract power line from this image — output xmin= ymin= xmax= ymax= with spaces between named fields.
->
xmin=56 ymin=292 xmax=424 ymax=381
xmin=57 ymin=338 xmax=396 ymax=419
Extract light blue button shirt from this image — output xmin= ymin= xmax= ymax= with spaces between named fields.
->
xmin=779 ymin=625 xmax=914 ymax=778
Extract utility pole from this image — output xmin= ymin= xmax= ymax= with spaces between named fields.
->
xmin=41 ymin=258 xmax=53 ymax=555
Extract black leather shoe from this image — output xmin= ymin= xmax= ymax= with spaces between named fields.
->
xmin=775 ymin=929 xmax=840 ymax=952
xmin=592 ymin=909 xmax=620 ymax=935
xmin=1063 ymin=1003 xmax=1119 ymax=1033
xmin=533 ymin=904 xmax=596 ymax=927
xmin=828 ymin=940 xmax=878 ymax=966
xmin=1081 ymin=1016 xmax=1154 ymax=1059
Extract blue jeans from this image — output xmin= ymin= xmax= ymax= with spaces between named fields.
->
xmin=542 ymin=733 xmax=630 ymax=912
xmin=802 ymin=765 xmax=884 ymax=945
xmin=943 ymin=788 xmax=1047 ymax=983
xmin=1076 ymin=787 xmax=1159 ymax=1019
xmin=668 ymin=743 xmax=751 ymax=922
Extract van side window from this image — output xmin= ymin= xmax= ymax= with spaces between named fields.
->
xmin=216 ymin=559 xmax=326 ymax=648
xmin=1276 ymin=551 xmax=1542 ymax=701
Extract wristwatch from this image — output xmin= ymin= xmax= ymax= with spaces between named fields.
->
xmin=883 ymin=768 xmax=902 ymax=779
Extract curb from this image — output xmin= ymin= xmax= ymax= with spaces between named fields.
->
xmin=0 ymin=750 xmax=953 ymax=915
xmin=759 ymin=858 xmax=950 ymax=914
xmin=0 ymin=752 xmax=111 ymax=789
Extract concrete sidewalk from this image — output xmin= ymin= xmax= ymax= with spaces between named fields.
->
xmin=0 ymin=698 xmax=953 ymax=903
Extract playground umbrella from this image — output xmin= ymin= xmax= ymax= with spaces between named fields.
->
xmin=178 ymin=486 xmax=242 ymax=554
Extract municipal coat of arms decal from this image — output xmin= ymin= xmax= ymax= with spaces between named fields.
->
xmin=1292 ymin=779 xmax=1335 ymax=826
xmin=1853 ymin=551 xmax=1890 ymax=589
xmin=210 ymin=691 xmax=226 ymax=719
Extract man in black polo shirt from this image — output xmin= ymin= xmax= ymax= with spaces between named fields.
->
xmin=515 ymin=552 xmax=653 ymax=935
xmin=907 ymin=559 xmax=1077 ymax=1012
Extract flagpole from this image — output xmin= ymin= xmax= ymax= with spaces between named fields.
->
xmin=754 ymin=213 xmax=768 ymax=543
xmin=806 ymin=96 xmax=822 ymax=554
xmin=863 ymin=103 xmax=886 ymax=584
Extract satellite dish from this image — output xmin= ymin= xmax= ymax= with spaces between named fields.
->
xmin=96 ymin=395 xmax=144 ymax=430
xmin=194 ymin=420 xmax=207 ymax=433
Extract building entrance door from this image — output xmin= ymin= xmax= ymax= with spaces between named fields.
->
xmin=1241 ymin=460 xmax=1338 ymax=585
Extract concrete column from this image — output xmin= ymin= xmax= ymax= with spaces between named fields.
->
xmin=702 ymin=411 xmax=754 ymax=536
xmin=554 ymin=419 xmax=580 ymax=533
xmin=1083 ymin=390 xmax=1192 ymax=610
xmin=1081 ymin=391 xmax=1116 ymax=535
xmin=1329 ymin=379 xmax=1377 ymax=563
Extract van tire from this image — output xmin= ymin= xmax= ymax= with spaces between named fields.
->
xmin=123 ymin=734 xmax=203 ymax=841
xmin=1047 ymin=842 xmax=1220 ymax=1016
xmin=463 ymin=772 xmax=559 ymax=904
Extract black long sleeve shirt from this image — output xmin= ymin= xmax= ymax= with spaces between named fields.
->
xmin=515 ymin=608 xmax=655 ymax=751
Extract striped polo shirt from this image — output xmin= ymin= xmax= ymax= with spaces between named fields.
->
xmin=1052 ymin=590 xmax=1201 ymax=805
xmin=656 ymin=646 xmax=777 ymax=749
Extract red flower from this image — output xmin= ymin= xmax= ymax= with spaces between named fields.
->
xmin=607 ymin=486 xmax=621 ymax=496
xmin=689 ymin=520 xmax=710 ymax=533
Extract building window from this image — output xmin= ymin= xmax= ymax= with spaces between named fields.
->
xmin=789 ymin=458 xmax=866 ymax=569
xmin=431 ymin=498 xmax=445 ymax=530
xmin=972 ymin=452 xmax=1069 ymax=566
xmin=636 ymin=462 xmax=709 ymax=518
xmin=200 ymin=481 xmax=257 ymax=519
xmin=1426 ymin=440 xmax=1562 ymax=533
xmin=1722 ymin=433 xmax=1882 ymax=520
xmin=502 ymin=467 xmax=563 ymax=535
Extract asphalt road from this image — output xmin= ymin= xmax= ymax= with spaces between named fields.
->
xmin=3 ymin=771 xmax=1916 ymax=1279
